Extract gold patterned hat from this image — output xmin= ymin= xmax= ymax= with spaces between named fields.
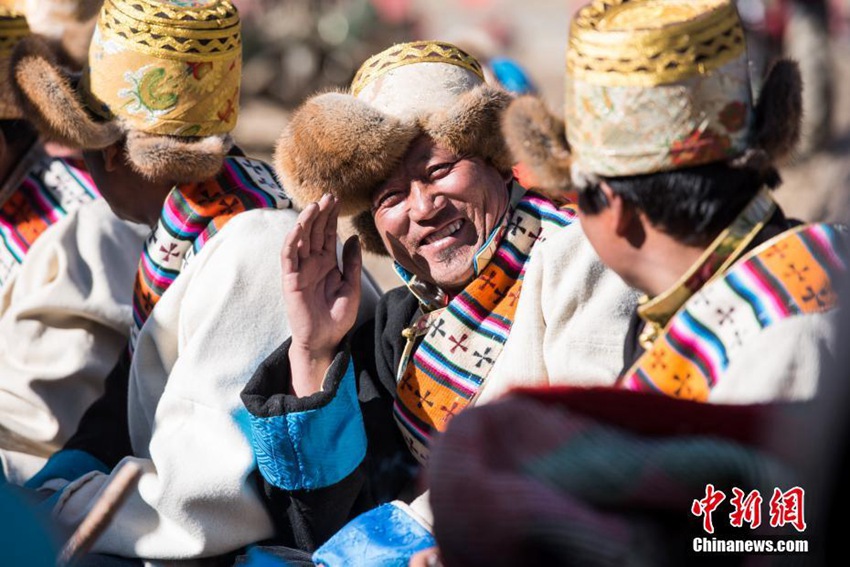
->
xmin=8 ymin=0 xmax=242 ymax=182
xmin=275 ymin=40 xmax=514 ymax=255
xmin=567 ymin=0 xmax=752 ymax=178
xmin=0 ymin=3 xmax=28 ymax=119
xmin=502 ymin=0 xmax=802 ymax=193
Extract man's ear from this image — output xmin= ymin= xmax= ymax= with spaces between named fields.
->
xmin=602 ymin=182 xmax=644 ymax=247
xmin=598 ymin=182 xmax=625 ymax=235
xmin=102 ymin=141 xmax=123 ymax=173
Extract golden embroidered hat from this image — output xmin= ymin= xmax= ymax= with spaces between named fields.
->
xmin=567 ymin=0 xmax=753 ymax=178
xmin=8 ymin=0 xmax=242 ymax=182
xmin=275 ymin=40 xmax=514 ymax=255
xmin=0 ymin=4 xmax=29 ymax=119
xmin=502 ymin=0 xmax=802 ymax=194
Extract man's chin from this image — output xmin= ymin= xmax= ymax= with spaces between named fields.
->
xmin=430 ymin=264 xmax=476 ymax=294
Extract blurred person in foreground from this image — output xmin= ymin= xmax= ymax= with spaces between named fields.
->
xmin=6 ymin=0 xmax=381 ymax=562
xmin=240 ymin=40 xmax=634 ymax=565
xmin=0 ymin=1 xmax=145 ymax=486
xmin=419 ymin=0 xmax=846 ymax=564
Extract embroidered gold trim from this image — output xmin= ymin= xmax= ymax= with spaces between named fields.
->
xmin=351 ymin=40 xmax=484 ymax=96
xmin=568 ymin=0 xmax=746 ymax=86
xmin=99 ymin=3 xmax=240 ymax=62
xmin=104 ymin=0 xmax=239 ymax=30
xmin=99 ymin=0 xmax=240 ymax=62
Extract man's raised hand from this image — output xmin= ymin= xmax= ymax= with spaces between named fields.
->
xmin=281 ymin=194 xmax=362 ymax=396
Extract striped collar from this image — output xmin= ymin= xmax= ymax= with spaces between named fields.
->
xmin=637 ymin=189 xmax=777 ymax=348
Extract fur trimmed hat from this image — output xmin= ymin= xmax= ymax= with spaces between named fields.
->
xmin=8 ymin=0 xmax=242 ymax=183
xmin=502 ymin=0 xmax=802 ymax=196
xmin=276 ymin=40 xmax=514 ymax=254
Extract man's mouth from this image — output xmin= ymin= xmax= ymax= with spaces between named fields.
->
xmin=420 ymin=219 xmax=465 ymax=247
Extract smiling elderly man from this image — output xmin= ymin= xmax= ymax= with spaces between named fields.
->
xmin=240 ymin=41 xmax=635 ymax=564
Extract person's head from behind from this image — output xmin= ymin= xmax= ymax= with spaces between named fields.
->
xmin=575 ymin=163 xmax=777 ymax=290
xmin=277 ymin=41 xmax=515 ymax=293
xmin=9 ymin=0 xmax=244 ymax=225
xmin=501 ymin=0 xmax=802 ymax=292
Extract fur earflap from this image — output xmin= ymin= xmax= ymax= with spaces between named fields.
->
xmin=501 ymin=95 xmax=572 ymax=196
xmin=10 ymin=35 xmax=121 ymax=149
xmin=751 ymin=59 xmax=803 ymax=162
xmin=125 ymin=132 xmax=232 ymax=182
xmin=424 ymin=84 xmax=514 ymax=174
xmin=275 ymin=91 xmax=419 ymax=215
xmin=351 ymin=210 xmax=388 ymax=256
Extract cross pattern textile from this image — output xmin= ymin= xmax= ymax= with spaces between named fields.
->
xmin=623 ymin=224 xmax=845 ymax=400
xmin=0 ymin=157 xmax=98 ymax=290
xmin=130 ymin=156 xmax=290 ymax=351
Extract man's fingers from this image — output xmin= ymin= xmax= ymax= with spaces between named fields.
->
xmin=281 ymin=222 xmax=303 ymax=275
xmin=341 ymin=235 xmax=362 ymax=296
xmin=324 ymin=198 xmax=340 ymax=253
xmin=311 ymin=194 xmax=334 ymax=253
xmin=297 ymin=203 xmax=319 ymax=258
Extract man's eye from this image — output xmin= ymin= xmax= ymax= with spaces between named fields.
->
xmin=427 ymin=162 xmax=455 ymax=179
xmin=374 ymin=191 xmax=403 ymax=209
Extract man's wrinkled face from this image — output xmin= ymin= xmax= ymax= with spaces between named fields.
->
xmin=372 ymin=136 xmax=511 ymax=294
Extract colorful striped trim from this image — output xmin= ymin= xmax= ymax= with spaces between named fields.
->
xmin=623 ymin=223 xmax=845 ymax=400
xmin=393 ymin=191 xmax=577 ymax=463
xmin=1 ymin=157 xmax=98 ymax=291
xmin=130 ymin=157 xmax=290 ymax=352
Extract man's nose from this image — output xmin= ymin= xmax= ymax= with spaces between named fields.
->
xmin=408 ymin=182 xmax=444 ymax=222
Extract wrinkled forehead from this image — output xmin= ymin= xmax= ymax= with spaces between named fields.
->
xmin=356 ymin=63 xmax=484 ymax=122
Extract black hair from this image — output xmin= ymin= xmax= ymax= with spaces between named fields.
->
xmin=577 ymin=161 xmax=779 ymax=246
xmin=0 ymin=119 xmax=38 ymax=152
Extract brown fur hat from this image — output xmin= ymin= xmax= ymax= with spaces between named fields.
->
xmin=275 ymin=91 xmax=420 ymax=217
xmin=276 ymin=43 xmax=514 ymax=256
xmin=10 ymin=34 xmax=232 ymax=183
xmin=501 ymin=95 xmax=572 ymax=200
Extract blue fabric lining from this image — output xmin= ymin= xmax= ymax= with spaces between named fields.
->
xmin=249 ymin=358 xmax=366 ymax=491
xmin=24 ymin=449 xmax=109 ymax=489
xmin=313 ymin=503 xmax=435 ymax=566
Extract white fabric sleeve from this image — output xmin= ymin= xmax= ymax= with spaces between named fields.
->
xmin=481 ymin=225 xmax=638 ymax=402
xmin=709 ymin=310 xmax=837 ymax=404
xmin=0 ymin=200 xmax=147 ymax=484
xmin=45 ymin=209 xmax=299 ymax=559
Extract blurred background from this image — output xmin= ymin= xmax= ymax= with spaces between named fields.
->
xmin=232 ymin=0 xmax=850 ymax=290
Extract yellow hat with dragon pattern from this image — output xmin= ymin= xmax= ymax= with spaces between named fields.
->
xmin=9 ymin=0 xmax=242 ymax=182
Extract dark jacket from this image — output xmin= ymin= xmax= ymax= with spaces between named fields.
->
xmin=240 ymin=286 xmax=421 ymax=551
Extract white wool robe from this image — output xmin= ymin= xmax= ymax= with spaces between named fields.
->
xmin=38 ymin=209 xmax=302 ymax=558
xmin=0 ymin=199 xmax=147 ymax=484
xmin=709 ymin=310 xmax=837 ymax=403
xmin=481 ymin=224 xmax=640 ymax=401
